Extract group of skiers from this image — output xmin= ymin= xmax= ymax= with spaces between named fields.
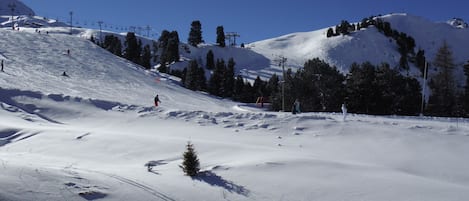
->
xmin=152 ymin=94 xmax=347 ymax=121
xmin=290 ymin=99 xmax=347 ymax=120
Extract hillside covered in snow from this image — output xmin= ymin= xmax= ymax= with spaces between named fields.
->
xmin=247 ymin=14 xmax=469 ymax=81
xmin=1 ymin=1 xmax=469 ymax=201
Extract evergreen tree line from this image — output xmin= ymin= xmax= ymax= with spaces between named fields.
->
xmin=91 ymin=33 xmax=151 ymax=69
xmin=92 ymin=20 xmax=226 ymax=72
xmin=179 ymin=55 xmax=424 ymax=116
xmin=268 ymin=58 xmax=422 ymax=115
xmin=178 ymin=41 xmax=469 ymax=117
xmin=90 ymin=30 xmax=180 ymax=71
xmin=180 ymin=51 xmax=274 ymax=103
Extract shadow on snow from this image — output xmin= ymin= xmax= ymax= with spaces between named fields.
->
xmin=193 ymin=170 xmax=250 ymax=196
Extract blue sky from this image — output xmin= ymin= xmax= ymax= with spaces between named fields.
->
xmin=21 ymin=0 xmax=469 ymax=43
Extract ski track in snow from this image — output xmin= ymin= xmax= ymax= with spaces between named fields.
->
xmin=64 ymin=167 xmax=177 ymax=201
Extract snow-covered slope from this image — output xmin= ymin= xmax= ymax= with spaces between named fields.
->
xmin=247 ymin=13 xmax=469 ymax=80
xmin=1 ymin=26 xmax=469 ymax=201
xmin=0 ymin=28 xmax=236 ymax=112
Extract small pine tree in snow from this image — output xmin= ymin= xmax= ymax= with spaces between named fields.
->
xmin=180 ymin=141 xmax=200 ymax=177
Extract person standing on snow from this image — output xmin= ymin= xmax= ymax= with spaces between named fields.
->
xmin=154 ymin=94 xmax=161 ymax=107
xmin=292 ymin=99 xmax=301 ymax=114
xmin=1 ymin=60 xmax=4 ymax=72
xmin=341 ymin=103 xmax=347 ymax=121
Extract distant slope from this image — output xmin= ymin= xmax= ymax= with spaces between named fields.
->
xmin=0 ymin=0 xmax=34 ymax=16
xmin=247 ymin=13 xmax=469 ymax=82
xmin=0 ymin=0 xmax=67 ymax=28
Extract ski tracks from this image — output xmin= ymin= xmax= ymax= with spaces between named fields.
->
xmin=103 ymin=173 xmax=176 ymax=201
xmin=69 ymin=167 xmax=177 ymax=201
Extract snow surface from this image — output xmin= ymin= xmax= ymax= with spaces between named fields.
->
xmin=1 ymin=26 xmax=469 ymax=201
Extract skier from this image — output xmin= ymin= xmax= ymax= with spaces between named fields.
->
xmin=154 ymin=94 xmax=161 ymax=107
xmin=341 ymin=103 xmax=347 ymax=121
xmin=1 ymin=60 xmax=4 ymax=72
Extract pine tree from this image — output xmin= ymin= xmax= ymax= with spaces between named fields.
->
xmin=206 ymin=50 xmax=215 ymax=70
xmin=463 ymin=60 xmax=469 ymax=116
xmin=415 ymin=49 xmax=426 ymax=77
xmin=196 ymin=66 xmax=207 ymax=91
xmin=427 ymin=41 xmax=457 ymax=116
xmin=157 ymin=30 xmax=170 ymax=65
xmin=253 ymin=76 xmax=265 ymax=99
xmin=184 ymin=60 xmax=199 ymax=90
xmin=345 ymin=62 xmax=378 ymax=114
xmin=166 ymin=31 xmax=180 ymax=63
xmin=216 ymin=26 xmax=226 ymax=47
xmin=152 ymin=41 xmax=159 ymax=63
xmin=157 ymin=30 xmax=180 ymax=64
xmin=137 ymin=39 xmax=143 ymax=64
xmin=326 ymin=28 xmax=334 ymax=38
xmin=180 ymin=142 xmax=200 ymax=177
xmin=223 ymin=58 xmax=235 ymax=97
xmin=265 ymin=74 xmax=279 ymax=107
xmin=140 ymin=44 xmax=152 ymax=69
xmin=124 ymin=32 xmax=139 ymax=64
xmin=188 ymin=20 xmax=203 ymax=47
xmin=233 ymin=75 xmax=245 ymax=101
xmin=208 ymin=59 xmax=225 ymax=96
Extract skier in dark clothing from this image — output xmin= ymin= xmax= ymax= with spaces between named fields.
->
xmin=154 ymin=94 xmax=161 ymax=107
xmin=1 ymin=60 xmax=4 ymax=72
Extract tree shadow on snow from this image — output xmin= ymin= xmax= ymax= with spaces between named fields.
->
xmin=193 ymin=171 xmax=250 ymax=196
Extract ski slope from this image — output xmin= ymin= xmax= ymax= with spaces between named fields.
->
xmin=1 ymin=26 xmax=469 ymax=201
xmin=248 ymin=13 xmax=469 ymax=82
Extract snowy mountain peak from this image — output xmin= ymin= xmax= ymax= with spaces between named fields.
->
xmin=0 ymin=0 xmax=34 ymax=16
xmin=0 ymin=0 xmax=67 ymax=28
xmin=447 ymin=17 xmax=468 ymax=29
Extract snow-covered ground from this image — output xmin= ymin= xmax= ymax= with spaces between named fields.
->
xmin=1 ymin=26 xmax=469 ymax=201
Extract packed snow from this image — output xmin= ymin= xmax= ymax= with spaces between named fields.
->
xmin=1 ymin=2 xmax=469 ymax=200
